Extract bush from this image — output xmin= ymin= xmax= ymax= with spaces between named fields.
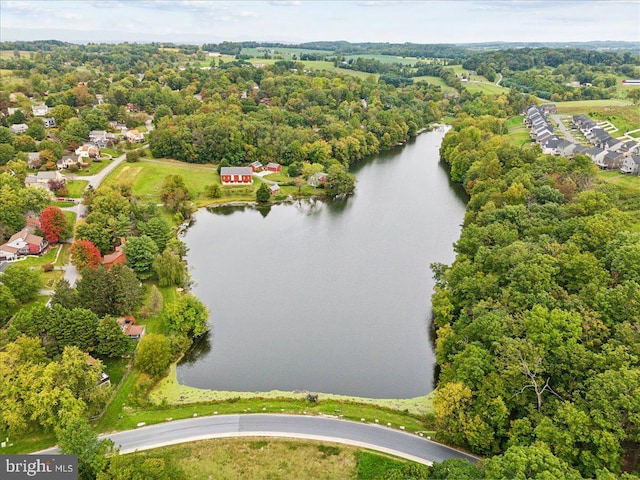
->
xmin=204 ymin=183 xmax=222 ymax=198
xmin=126 ymin=149 xmax=141 ymax=162
xmin=42 ymin=263 xmax=54 ymax=272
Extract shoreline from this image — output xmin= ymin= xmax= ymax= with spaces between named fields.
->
xmin=149 ymin=364 xmax=434 ymax=416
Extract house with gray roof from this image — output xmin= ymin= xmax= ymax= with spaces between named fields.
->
xmin=621 ymin=155 xmax=640 ymax=174
xmin=586 ymin=147 xmax=607 ymax=164
xmin=599 ymin=150 xmax=624 ymax=170
xmin=602 ymin=136 xmax=625 ymax=151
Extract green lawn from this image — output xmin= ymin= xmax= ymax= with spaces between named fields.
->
xmin=100 ymin=148 xmax=124 ymax=158
xmin=102 ymin=158 xmax=219 ymax=202
xmin=50 ymin=200 xmax=76 ymax=208
xmin=63 ymin=211 xmax=76 ymax=232
xmin=587 ymin=106 xmax=640 ymax=135
xmin=13 ymin=246 xmax=59 ymax=267
xmin=505 ymin=115 xmax=525 ymax=131
xmin=65 ymin=180 xmax=88 ymax=197
xmin=74 ymin=159 xmax=112 ymax=176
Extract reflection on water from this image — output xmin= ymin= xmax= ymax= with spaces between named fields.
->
xmin=178 ymin=128 xmax=466 ymax=398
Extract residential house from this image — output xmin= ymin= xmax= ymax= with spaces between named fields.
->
xmin=619 ymin=140 xmax=640 ymax=157
xmin=7 ymin=107 xmax=21 ymax=115
xmin=621 ymin=155 xmax=640 ymax=174
xmin=269 ymin=184 xmax=280 ymax=195
xmin=57 ymin=155 xmax=84 ymax=170
xmin=10 ymin=123 xmax=28 ymax=134
xmin=249 ymin=161 xmax=264 ymax=172
xmin=25 ymin=216 xmax=40 ymax=232
xmin=540 ymin=104 xmax=557 ymax=114
xmin=117 ymin=315 xmax=146 ymax=340
xmin=586 ymin=147 xmax=607 ymax=164
xmin=308 ymin=172 xmax=328 ymax=187
xmin=25 ymin=170 xmax=64 ymax=190
xmin=0 ymin=227 xmax=47 ymax=261
xmin=541 ymin=137 xmax=561 ymax=155
xmin=599 ymin=150 xmax=624 ymax=170
xmin=556 ymin=139 xmax=576 ymax=157
xmin=95 ymin=94 xmax=104 ymax=105
xmin=89 ymin=130 xmax=108 ymax=147
xmin=125 ymin=129 xmax=144 ymax=143
xmin=588 ymin=128 xmax=611 ymax=147
xmin=31 ymin=104 xmax=48 ymax=117
xmin=572 ymin=145 xmax=589 ymax=156
xmin=266 ymin=162 xmax=282 ymax=173
xmin=220 ymin=167 xmax=253 ymax=185
xmin=602 ymin=136 xmax=624 ymax=152
xmin=102 ymin=238 xmax=126 ymax=268
xmin=42 ymin=117 xmax=56 ymax=128
xmin=27 ymin=152 xmax=41 ymax=169
xmin=75 ymin=144 xmax=100 ymax=159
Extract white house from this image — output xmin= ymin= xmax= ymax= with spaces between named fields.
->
xmin=621 ymin=155 xmax=640 ymax=174
xmin=32 ymin=104 xmax=49 ymax=117
xmin=42 ymin=117 xmax=56 ymax=128
xmin=10 ymin=123 xmax=28 ymax=134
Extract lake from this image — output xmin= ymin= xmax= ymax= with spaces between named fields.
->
xmin=177 ymin=126 xmax=467 ymax=399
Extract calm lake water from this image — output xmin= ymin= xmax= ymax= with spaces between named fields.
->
xmin=178 ymin=126 xmax=467 ymax=398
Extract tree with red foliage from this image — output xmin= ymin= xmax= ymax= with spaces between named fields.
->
xmin=40 ymin=206 xmax=69 ymax=243
xmin=69 ymin=240 xmax=102 ymax=270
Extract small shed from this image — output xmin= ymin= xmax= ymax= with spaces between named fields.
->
xmin=269 ymin=184 xmax=280 ymax=195
xmin=250 ymin=161 xmax=264 ymax=172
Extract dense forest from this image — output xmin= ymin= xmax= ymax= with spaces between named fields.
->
xmin=432 ymin=110 xmax=640 ymax=477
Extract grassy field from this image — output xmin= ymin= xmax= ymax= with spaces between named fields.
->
xmin=413 ymin=75 xmax=457 ymax=93
xmin=597 ymin=170 xmax=640 ymax=194
xmin=122 ymin=437 xmax=415 ymax=480
xmin=65 ymin=180 xmax=88 ymax=197
xmin=242 ymin=47 xmax=333 ymax=59
xmin=246 ymin=58 xmax=377 ymax=80
xmin=344 ymin=54 xmax=418 ymax=65
xmin=553 ymin=99 xmax=632 ymax=113
xmin=103 ymin=158 xmax=219 ymax=202
xmin=505 ymin=115 xmax=532 ymax=147
xmin=464 ymin=82 xmax=507 ymax=96
xmin=100 ymin=148 xmax=124 ymax=158
xmin=587 ymin=105 xmax=640 ymax=135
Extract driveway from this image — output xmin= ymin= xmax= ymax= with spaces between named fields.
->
xmin=550 ymin=114 xmax=578 ymax=143
xmin=36 ymin=414 xmax=479 ymax=466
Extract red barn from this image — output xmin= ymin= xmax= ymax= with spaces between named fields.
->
xmin=249 ymin=161 xmax=263 ymax=172
xmin=220 ymin=167 xmax=253 ymax=185
xmin=266 ymin=162 xmax=282 ymax=172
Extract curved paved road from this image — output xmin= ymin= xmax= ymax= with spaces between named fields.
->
xmin=38 ymin=414 xmax=478 ymax=466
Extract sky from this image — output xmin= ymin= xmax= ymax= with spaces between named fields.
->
xmin=1 ymin=0 xmax=639 ymax=45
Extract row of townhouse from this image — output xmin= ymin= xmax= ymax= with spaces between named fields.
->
xmin=524 ymin=106 xmax=640 ymax=175
xmin=572 ymin=114 xmax=640 ymax=174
